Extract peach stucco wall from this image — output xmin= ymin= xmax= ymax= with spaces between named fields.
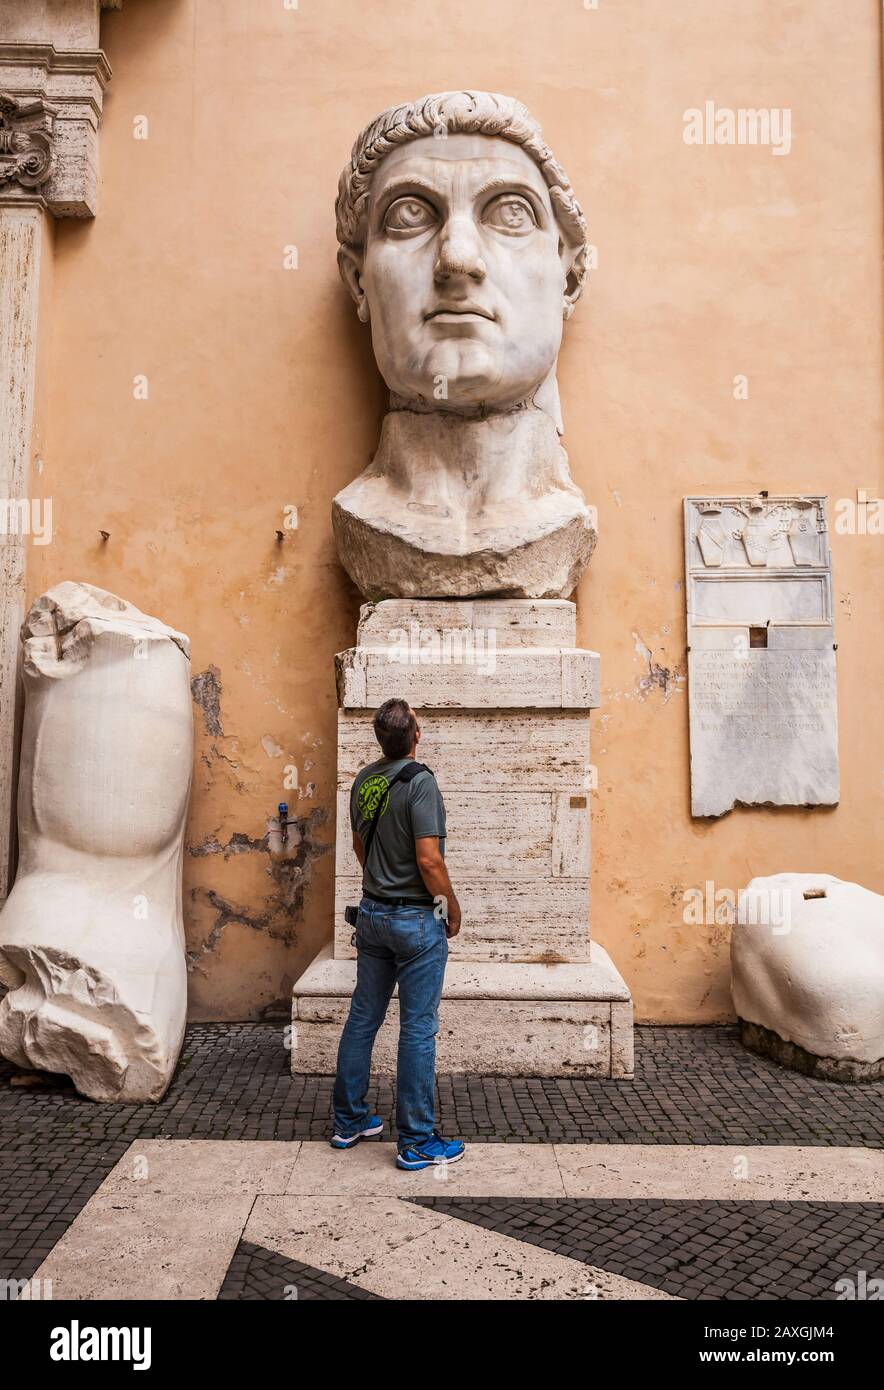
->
xmin=27 ymin=0 xmax=883 ymax=1020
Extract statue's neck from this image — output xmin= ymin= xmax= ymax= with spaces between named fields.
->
xmin=371 ymin=407 xmax=574 ymax=510
xmin=388 ymin=391 xmax=544 ymax=420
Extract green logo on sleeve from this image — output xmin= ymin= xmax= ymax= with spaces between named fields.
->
xmin=357 ymin=773 xmax=391 ymax=821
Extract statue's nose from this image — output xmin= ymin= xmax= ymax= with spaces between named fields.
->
xmin=434 ymin=216 xmax=486 ymax=282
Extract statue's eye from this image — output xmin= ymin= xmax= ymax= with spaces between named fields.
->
xmin=383 ymin=197 xmax=437 ymax=234
xmin=483 ymin=194 xmax=537 ymax=234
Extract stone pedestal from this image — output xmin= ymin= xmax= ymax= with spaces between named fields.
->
xmin=292 ymin=598 xmax=633 ymax=1079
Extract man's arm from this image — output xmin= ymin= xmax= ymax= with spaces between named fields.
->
xmin=352 ymin=831 xmax=365 ymax=868
xmin=414 ymin=835 xmax=461 ymax=938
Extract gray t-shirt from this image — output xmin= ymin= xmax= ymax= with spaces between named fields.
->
xmin=349 ymin=757 xmax=447 ymax=902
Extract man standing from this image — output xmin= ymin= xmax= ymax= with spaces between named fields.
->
xmin=331 ymin=697 xmax=466 ymax=1170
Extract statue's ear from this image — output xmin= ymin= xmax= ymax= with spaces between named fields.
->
xmin=338 ymin=246 xmax=370 ymax=323
xmin=560 ymin=241 xmax=584 ymax=321
xmin=558 ymin=234 xmax=586 ymax=321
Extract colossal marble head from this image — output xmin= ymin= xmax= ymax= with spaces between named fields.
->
xmin=333 ymin=92 xmax=597 ymax=601
xmin=335 ymin=91 xmax=588 ymax=421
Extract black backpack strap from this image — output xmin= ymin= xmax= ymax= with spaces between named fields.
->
xmin=361 ymin=762 xmax=433 ymax=861
xmin=398 ymin=761 xmax=433 ymax=784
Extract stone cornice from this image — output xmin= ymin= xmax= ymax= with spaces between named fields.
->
xmin=0 ymin=44 xmax=112 ymax=89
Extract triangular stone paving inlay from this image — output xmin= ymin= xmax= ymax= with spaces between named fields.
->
xmin=218 ymin=1239 xmax=384 ymax=1301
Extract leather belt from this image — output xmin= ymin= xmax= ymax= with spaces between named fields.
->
xmin=362 ymin=892 xmax=434 ymax=910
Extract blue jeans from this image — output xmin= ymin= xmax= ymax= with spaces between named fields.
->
xmin=333 ymin=896 xmax=448 ymax=1149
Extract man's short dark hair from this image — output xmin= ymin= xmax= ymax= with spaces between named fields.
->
xmin=373 ymin=698 xmax=417 ymax=759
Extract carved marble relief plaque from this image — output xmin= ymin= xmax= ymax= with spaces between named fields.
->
xmin=684 ymin=496 xmax=839 ymax=817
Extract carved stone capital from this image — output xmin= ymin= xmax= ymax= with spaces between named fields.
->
xmin=0 ymin=44 xmax=112 ymax=217
xmin=0 ymin=92 xmax=56 ymax=193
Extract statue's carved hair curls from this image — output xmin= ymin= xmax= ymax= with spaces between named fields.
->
xmin=335 ymin=90 xmax=589 ymax=313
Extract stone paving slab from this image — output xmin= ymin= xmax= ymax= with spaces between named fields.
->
xmin=246 ymin=1193 xmax=451 ymax=1284
xmin=284 ymin=1137 xmax=566 ymax=1197
xmin=51 ymin=1138 xmax=884 ymax=1206
xmin=101 ymin=1140 xmax=302 ymax=1195
xmin=246 ymin=1194 xmax=674 ymax=1301
xmin=554 ymin=1144 xmax=884 ymax=1201
xmin=25 ymin=1191 xmax=254 ymax=1301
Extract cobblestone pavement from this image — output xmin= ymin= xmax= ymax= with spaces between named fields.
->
xmin=217 ymin=1240 xmax=383 ymax=1300
xmin=410 ymin=1198 xmax=884 ymax=1301
xmin=1 ymin=1022 xmax=882 ymax=1289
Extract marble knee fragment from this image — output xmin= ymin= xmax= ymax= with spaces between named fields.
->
xmin=0 ymin=581 xmax=193 ymax=1101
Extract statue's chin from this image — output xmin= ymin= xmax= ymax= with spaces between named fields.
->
xmin=383 ymin=338 xmax=547 ymax=414
xmin=388 ymin=374 xmax=544 ymax=416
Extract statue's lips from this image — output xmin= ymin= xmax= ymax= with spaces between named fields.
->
xmin=425 ymin=305 xmax=496 ymax=324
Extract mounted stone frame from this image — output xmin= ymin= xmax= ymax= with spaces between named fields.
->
xmin=684 ymin=495 xmax=839 ymax=818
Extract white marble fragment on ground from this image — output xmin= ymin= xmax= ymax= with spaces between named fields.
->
xmin=0 ymin=581 xmax=193 ymax=1102
xmin=731 ymin=873 xmax=884 ymax=1073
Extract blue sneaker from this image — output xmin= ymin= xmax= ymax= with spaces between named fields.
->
xmin=396 ymin=1132 xmax=465 ymax=1170
xmin=330 ymin=1116 xmax=384 ymax=1149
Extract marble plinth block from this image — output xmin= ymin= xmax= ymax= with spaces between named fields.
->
xmin=292 ymin=598 xmax=633 ymax=1079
